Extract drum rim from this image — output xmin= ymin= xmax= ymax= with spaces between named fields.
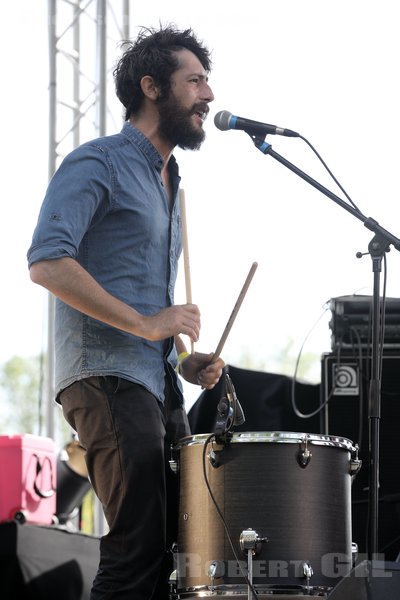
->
xmin=175 ymin=431 xmax=357 ymax=452
xmin=173 ymin=582 xmax=331 ymax=596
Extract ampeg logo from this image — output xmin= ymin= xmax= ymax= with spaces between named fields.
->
xmin=332 ymin=363 xmax=359 ymax=396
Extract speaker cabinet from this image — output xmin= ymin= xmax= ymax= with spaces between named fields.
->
xmin=321 ymin=353 xmax=400 ymax=560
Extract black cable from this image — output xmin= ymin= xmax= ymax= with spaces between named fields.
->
xmin=201 ymin=434 xmax=259 ymax=598
xmin=291 ymin=306 xmax=330 ymax=419
xmin=379 ymin=255 xmax=388 ymax=380
xmin=365 ymin=259 xmax=388 ymax=558
xmin=299 ymin=134 xmax=362 ymax=214
xmin=348 ymin=326 xmax=364 ymax=452
xmin=296 ymin=130 xmax=393 ymax=563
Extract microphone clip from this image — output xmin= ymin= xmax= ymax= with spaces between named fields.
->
xmin=214 ymin=372 xmax=245 ymax=442
xmin=251 ymin=134 xmax=272 ymax=156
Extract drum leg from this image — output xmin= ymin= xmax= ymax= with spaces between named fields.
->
xmin=239 ymin=528 xmax=268 ymax=600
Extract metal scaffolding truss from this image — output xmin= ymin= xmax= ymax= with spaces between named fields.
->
xmin=46 ymin=0 xmax=131 ymax=439
xmin=48 ymin=0 xmax=130 ymax=177
xmin=46 ymin=0 xmax=132 ymax=536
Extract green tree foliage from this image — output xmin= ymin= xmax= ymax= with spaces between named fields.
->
xmin=0 ymin=355 xmax=43 ymax=435
xmin=0 ymin=355 xmax=77 ymax=447
xmin=236 ymin=338 xmax=320 ymax=383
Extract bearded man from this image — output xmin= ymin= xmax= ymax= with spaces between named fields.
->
xmin=27 ymin=25 xmax=224 ymax=600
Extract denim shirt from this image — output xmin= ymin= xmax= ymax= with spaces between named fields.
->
xmin=27 ymin=122 xmax=184 ymax=404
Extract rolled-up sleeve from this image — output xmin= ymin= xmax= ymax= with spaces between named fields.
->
xmin=27 ymin=144 xmax=113 ymax=268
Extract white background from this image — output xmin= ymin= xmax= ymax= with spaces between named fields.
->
xmin=2 ymin=1 xmax=400 ymax=410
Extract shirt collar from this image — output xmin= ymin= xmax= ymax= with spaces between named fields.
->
xmin=122 ymin=121 xmax=170 ymax=173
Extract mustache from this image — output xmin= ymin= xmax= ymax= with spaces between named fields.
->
xmin=191 ymin=103 xmax=209 ymax=117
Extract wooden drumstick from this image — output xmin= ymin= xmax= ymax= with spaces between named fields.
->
xmin=213 ymin=261 xmax=258 ymax=360
xmin=179 ymin=189 xmax=194 ymax=354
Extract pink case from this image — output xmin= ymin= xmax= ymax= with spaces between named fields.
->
xmin=0 ymin=434 xmax=56 ymax=524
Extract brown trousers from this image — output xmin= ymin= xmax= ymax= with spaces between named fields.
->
xmin=60 ymin=375 xmax=190 ymax=600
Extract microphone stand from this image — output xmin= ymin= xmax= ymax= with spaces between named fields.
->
xmin=251 ymin=133 xmax=400 ymax=561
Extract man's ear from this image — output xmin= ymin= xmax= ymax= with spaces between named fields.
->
xmin=140 ymin=75 xmax=159 ymax=100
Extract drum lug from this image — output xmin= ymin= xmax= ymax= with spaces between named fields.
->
xmin=302 ymin=561 xmax=314 ymax=589
xmin=350 ymin=444 xmax=362 ymax=476
xmin=297 ymin=438 xmax=312 ymax=468
xmin=169 ymin=458 xmax=178 ymax=474
xmin=351 ymin=541 xmax=359 ymax=566
xmin=168 ymin=569 xmax=177 ymax=595
xmin=207 ymin=559 xmax=225 ymax=583
xmin=169 ymin=443 xmax=179 ymax=474
xmin=208 ymin=448 xmax=223 ymax=468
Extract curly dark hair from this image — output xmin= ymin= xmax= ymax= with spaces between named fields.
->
xmin=113 ymin=24 xmax=213 ymax=121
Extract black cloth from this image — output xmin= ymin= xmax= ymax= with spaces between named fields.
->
xmin=187 ymin=365 xmax=400 ymax=562
xmin=188 ymin=364 xmax=322 ymax=435
xmin=0 ymin=521 xmax=99 ymax=600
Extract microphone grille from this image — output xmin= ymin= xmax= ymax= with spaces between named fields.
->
xmin=214 ymin=110 xmax=232 ymax=131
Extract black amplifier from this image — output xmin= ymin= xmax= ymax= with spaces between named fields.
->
xmin=328 ymin=294 xmax=400 ymax=350
xmin=321 ymin=351 xmax=400 ymax=559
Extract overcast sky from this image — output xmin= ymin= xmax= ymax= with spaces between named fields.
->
xmin=2 ymin=1 xmax=400 ymax=409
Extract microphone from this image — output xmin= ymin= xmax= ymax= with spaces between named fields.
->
xmin=226 ymin=373 xmax=245 ymax=427
xmin=214 ymin=110 xmax=299 ymax=138
xmin=213 ymin=372 xmax=245 ymax=441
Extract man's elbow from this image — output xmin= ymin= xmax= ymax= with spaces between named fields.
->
xmin=29 ymin=261 xmax=52 ymax=288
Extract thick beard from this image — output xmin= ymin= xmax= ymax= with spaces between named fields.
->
xmin=157 ymin=95 xmax=206 ymax=151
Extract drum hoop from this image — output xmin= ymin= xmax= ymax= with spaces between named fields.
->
xmin=175 ymin=431 xmax=357 ymax=452
xmin=174 ymin=583 xmax=329 ymax=596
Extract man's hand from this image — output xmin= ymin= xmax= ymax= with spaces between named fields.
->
xmin=179 ymin=352 xmax=225 ymax=389
xmin=141 ymin=304 xmax=200 ymax=342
